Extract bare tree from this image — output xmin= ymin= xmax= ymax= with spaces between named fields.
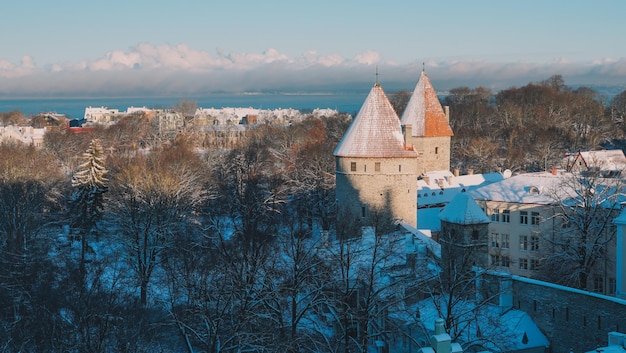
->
xmin=0 ymin=144 xmax=63 ymax=256
xmin=317 ymin=211 xmax=406 ymax=353
xmin=608 ymin=90 xmax=626 ymax=135
xmin=539 ymin=170 xmax=623 ymax=290
xmin=110 ymin=145 xmax=206 ymax=306
xmin=172 ymin=99 xmax=198 ymax=118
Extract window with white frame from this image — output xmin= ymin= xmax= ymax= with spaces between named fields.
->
xmin=520 ymin=211 xmax=528 ymax=224
xmin=519 ymin=258 xmax=528 ymax=270
xmin=530 ymin=235 xmax=539 ymax=251
xmin=491 ymin=255 xmax=500 ymax=266
xmin=530 ymin=259 xmax=539 ymax=271
xmin=593 ymin=277 xmax=604 ymax=293
xmin=531 ymin=211 xmax=540 ymax=225
xmin=502 ymin=255 xmax=510 ymax=267
xmin=491 ymin=209 xmax=500 ymax=222
xmin=491 ymin=233 xmax=500 ymax=248
xmin=520 ymin=235 xmax=528 ymax=251
xmin=502 ymin=210 xmax=510 ymax=223
xmin=501 ymin=233 xmax=510 ymax=249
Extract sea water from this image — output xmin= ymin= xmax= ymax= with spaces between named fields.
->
xmin=0 ymin=92 xmax=367 ymax=119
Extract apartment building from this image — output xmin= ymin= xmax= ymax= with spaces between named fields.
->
xmin=471 ymin=169 xmax=624 ymax=294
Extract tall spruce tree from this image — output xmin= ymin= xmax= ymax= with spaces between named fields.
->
xmin=71 ymin=139 xmax=108 ymax=277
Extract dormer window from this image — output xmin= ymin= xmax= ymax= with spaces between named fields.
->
xmin=528 ymin=186 xmax=540 ymax=194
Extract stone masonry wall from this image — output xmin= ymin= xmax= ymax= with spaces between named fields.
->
xmin=480 ymin=272 xmax=626 ymax=353
xmin=336 ymin=156 xmax=418 ymax=228
xmin=406 ymin=135 xmax=451 ymax=174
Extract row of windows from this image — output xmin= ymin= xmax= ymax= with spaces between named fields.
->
xmin=518 ymin=258 xmax=540 ymax=270
xmin=349 ymin=162 xmax=400 ymax=172
xmin=492 ymin=255 xmax=540 ymax=270
xmin=491 ymin=209 xmax=540 ymax=225
xmin=490 ymin=233 xmax=539 ymax=252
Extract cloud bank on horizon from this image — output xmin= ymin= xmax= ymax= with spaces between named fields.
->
xmin=1 ymin=43 xmax=626 ymax=97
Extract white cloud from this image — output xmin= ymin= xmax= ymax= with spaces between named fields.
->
xmin=0 ymin=44 xmax=625 ymax=97
xmin=0 ymin=55 xmax=39 ymax=78
xmin=353 ymin=51 xmax=382 ymax=66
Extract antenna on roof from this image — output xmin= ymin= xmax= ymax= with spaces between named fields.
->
xmin=375 ymin=66 xmax=379 ymax=86
xmin=422 ymin=61 xmax=425 ymax=72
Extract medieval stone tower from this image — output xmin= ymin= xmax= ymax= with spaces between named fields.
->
xmin=334 ymin=71 xmax=453 ymax=229
xmin=401 ymin=71 xmax=454 ymax=174
xmin=334 ymin=82 xmax=419 ymax=228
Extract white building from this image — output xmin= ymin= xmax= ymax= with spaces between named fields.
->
xmin=84 ymin=106 xmax=123 ymax=125
xmin=0 ymin=125 xmax=46 ymax=147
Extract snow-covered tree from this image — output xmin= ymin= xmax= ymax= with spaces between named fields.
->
xmin=71 ymin=139 xmax=108 ymax=277
xmin=111 ymin=144 xmax=206 ymax=306
xmin=540 ymin=170 xmax=624 ymax=290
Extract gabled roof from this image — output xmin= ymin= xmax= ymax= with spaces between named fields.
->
xmin=439 ymin=192 xmax=490 ymax=224
xmin=334 ymin=83 xmax=416 ymax=158
xmin=564 ymin=149 xmax=626 ymax=172
xmin=470 ymin=171 xmax=562 ymax=205
xmin=418 ymin=171 xmax=505 ymax=207
xmin=400 ymin=71 xmax=453 ymax=137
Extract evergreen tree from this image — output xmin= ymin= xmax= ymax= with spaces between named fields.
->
xmin=71 ymin=139 xmax=108 ymax=277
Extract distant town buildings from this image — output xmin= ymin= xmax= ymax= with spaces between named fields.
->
xmin=0 ymin=125 xmax=45 ymax=147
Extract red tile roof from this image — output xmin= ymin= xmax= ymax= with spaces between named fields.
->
xmin=401 ymin=71 xmax=453 ymax=137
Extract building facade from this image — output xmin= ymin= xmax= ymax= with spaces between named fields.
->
xmin=471 ymin=170 xmax=623 ymax=294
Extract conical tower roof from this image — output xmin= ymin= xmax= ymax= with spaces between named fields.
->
xmin=400 ymin=71 xmax=453 ymax=137
xmin=334 ymin=83 xmax=416 ymax=158
xmin=439 ymin=193 xmax=490 ymax=225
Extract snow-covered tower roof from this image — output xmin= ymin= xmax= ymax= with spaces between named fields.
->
xmin=400 ymin=71 xmax=453 ymax=137
xmin=334 ymin=83 xmax=415 ymax=158
xmin=439 ymin=193 xmax=490 ymax=225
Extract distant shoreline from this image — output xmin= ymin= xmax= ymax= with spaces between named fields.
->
xmin=0 ymin=93 xmax=366 ymax=119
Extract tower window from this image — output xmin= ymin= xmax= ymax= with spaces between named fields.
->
xmin=435 ymin=147 xmax=439 ymax=154
xmin=364 ymin=164 xmax=367 ymax=172
xmin=375 ymin=162 xmax=380 ymax=172
xmin=361 ymin=206 xmax=366 ymax=218
xmin=350 ymin=162 xmax=356 ymax=172
xmin=398 ymin=164 xmax=402 ymax=172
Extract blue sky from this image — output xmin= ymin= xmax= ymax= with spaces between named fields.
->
xmin=2 ymin=0 xmax=626 ymax=97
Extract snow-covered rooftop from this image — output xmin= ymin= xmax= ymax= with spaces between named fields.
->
xmin=470 ymin=170 xmax=626 ymax=209
xmin=564 ymin=149 xmax=626 ymax=172
xmin=398 ymin=221 xmax=441 ymax=259
xmin=439 ymin=193 xmax=490 ymax=225
xmin=334 ymin=83 xmax=417 ymax=158
xmin=419 ymin=297 xmax=550 ymax=352
xmin=470 ymin=171 xmax=565 ymax=204
xmin=418 ymin=171 xmax=505 ymax=207
xmin=400 ymin=71 xmax=453 ymax=138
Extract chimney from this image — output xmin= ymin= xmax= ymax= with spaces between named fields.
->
xmin=467 ymin=169 xmax=474 ymax=175
xmin=551 ymin=167 xmax=558 ymax=175
xmin=453 ymin=168 xmax=460 ymax=177
xmin=434 ymin=318 xmax=445 ymax=335
xmin=444 ymin=106 xmax=450 ymax=122
xmin=431 ymin=318 xmax=451 ymax=353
